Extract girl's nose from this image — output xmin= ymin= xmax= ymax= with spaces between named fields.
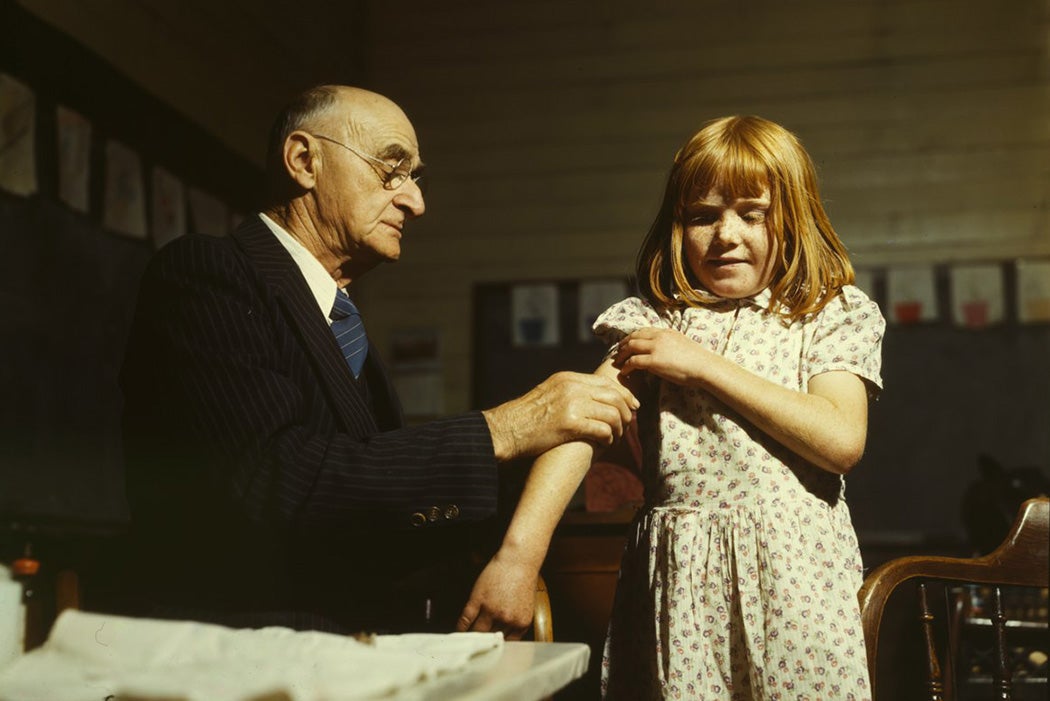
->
xmin=714 ymin=212 xmax=744 ymax=244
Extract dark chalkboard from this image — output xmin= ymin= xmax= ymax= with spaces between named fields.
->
xmin=0 ymin=194 xmax=152 ymax=531
xmin=850 ymin=319 xmax=1050 ymax=540
xmin=472 ymin=280 xmax=613 ymax=409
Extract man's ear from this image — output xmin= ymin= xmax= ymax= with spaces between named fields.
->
xmin=283 ymin=132 xmax=319 ymax=190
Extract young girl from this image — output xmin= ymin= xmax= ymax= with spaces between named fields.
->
xmin=459 ymin=115 xmax=884 ymax=700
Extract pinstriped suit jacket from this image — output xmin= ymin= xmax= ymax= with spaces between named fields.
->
xmin=119 ymin=215 xmax=498 ymax=630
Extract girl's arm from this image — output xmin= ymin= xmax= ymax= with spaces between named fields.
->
xmin=456 ymin=359 xmax=627 ymax=638
xmin=615 ymin=328 xmax=868 ymax=475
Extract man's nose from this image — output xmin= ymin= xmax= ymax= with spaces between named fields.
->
xmin=395 ymin=179 xmax=426 ymax=218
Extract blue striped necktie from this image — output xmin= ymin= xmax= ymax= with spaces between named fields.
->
xmin=330 ymin=289 xmax=368 ymax=378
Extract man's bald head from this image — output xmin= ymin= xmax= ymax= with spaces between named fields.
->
xmin=263 ymin=85 xmax=410 ymax=204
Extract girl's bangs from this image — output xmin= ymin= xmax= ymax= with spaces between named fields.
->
xmin=677 ymin=144 xmax=770 ymax=211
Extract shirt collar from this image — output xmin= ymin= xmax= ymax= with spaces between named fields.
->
xmin=680 ymin=287 xmax=774 ymax=310
xmin=258 ymin=212 xmax=340 ymax=320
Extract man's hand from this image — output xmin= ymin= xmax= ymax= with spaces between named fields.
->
xmin=456 ymin=553 xmax=539 ymax=640
xmin=483 ymin=371 xmax=638 ymax=462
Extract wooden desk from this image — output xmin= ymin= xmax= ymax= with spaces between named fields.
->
xmin=543 ymin=509 xmax=633 ymax=699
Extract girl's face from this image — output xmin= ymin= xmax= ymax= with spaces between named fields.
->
xmin=681 ymin=186 xmax=777 ymax=299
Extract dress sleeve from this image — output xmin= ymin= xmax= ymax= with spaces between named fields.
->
xmin=804 ymin=285 xmax=886 ymax=396
xmin=592 ymin=297 xmax=666 ymax=348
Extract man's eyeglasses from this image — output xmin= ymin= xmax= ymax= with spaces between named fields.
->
xmin=310 ymin=134 xmax=424 ymax=192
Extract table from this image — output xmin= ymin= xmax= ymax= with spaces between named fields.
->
xmin=392 ymin=641 xmax=590 ymax=701
xmin=0 ymin=610 xmax=591 ymax=701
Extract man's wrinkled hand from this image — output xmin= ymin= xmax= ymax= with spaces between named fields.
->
xmin=484 ymin=371 xmax=639 ymax=461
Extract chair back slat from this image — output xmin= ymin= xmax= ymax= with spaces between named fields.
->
xmin=917 ymin=582 xmax=946 ymax=701
xmin=990 ymin=586 xmax=1012 ymax=701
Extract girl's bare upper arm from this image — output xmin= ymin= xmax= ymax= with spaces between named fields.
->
xmin=807 ymin=370 xmax=868 ymax=421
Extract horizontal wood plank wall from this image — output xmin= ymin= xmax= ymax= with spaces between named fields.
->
xmin=357 ymin=0 xmax=1049 ymax=415
xmin=15 ymin=0 xmax=368 ymax=167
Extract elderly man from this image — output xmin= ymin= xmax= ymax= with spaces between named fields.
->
xmin=119 ymin=85 xmax=636 ymax=634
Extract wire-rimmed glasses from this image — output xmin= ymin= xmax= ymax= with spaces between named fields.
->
xmin=310 ymin=133 xmax=424 ymax=192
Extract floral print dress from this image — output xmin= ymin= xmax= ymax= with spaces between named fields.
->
xmin=595 ymin=286 xmax=885 ymax=701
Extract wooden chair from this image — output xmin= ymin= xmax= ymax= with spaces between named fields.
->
xmin=532 ymin=573 xmax=554 ymax=642
xmin=858 ymin=497 xmax=1049 ymax=700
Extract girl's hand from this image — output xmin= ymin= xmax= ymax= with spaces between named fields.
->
xmin=614 ymin=328 xmax=710 ymax=386
xmin=457 ymin=551 xmax=539 ymax=640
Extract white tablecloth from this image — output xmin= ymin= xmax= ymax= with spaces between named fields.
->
xmin=0 ymin=610 xmax=505 ymax=701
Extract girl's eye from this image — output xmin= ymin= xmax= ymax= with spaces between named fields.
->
xmin=743 ymin=210 xmax=767 ymax=223
xmin=688 ymin=213 xmax=718 ymax=226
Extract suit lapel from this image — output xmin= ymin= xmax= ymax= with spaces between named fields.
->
xmin=231 ymin=216 xmax=377 ymax=434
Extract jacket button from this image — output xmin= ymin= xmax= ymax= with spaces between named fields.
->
xmin=426 ymin=506 xmax=442 ymax=522
xmin=410 ymin=512 xmax=427 ymax=527
xmin=443 ymin=504 xmax=460 ymax=520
